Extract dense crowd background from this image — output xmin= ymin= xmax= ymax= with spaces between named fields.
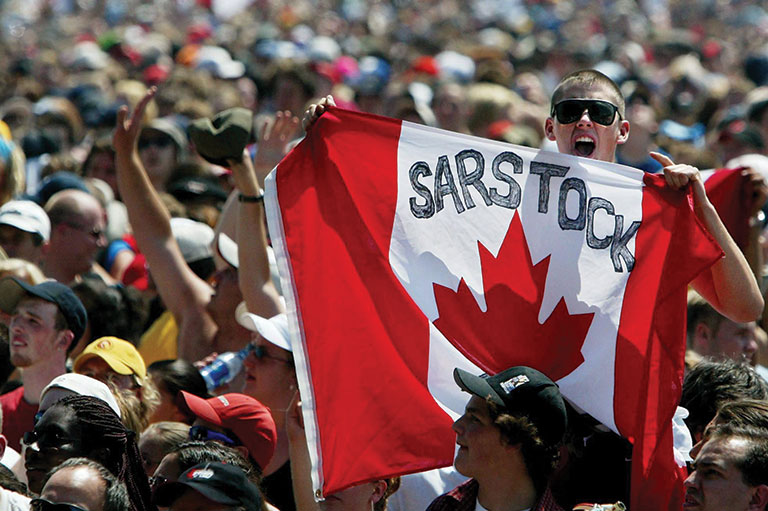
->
xmin=0 ymin=1 xmax=763 ymax=511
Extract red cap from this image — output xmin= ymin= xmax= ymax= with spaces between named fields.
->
xmin=411 ymin=56 xmax=439 ymax=76
xmin=181 ymin=392 xmax=277 ymax=471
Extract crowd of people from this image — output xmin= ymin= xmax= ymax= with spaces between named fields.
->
xmin=0 ymin=0 xmax=762 ymax=510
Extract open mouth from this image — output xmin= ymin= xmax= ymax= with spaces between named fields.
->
xmin=573 ymin=136 xmax=595 ymax=157
xmin=683 ymin=492 xmax=699 ymax=508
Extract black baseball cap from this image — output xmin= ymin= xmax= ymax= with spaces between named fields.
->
xmin=0 ymin=277 xmax=87 ymax=341
xmin=454 ymin=366 xmax=567 ymax=445
xmin=153 ymin=462 xmax=262 ymax=511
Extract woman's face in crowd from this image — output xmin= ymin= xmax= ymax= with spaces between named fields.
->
xmin=24 ymin=404 xmax=87 ymax=494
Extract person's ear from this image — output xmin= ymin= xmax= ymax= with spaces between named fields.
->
xmin=692 ymin=323 xmax=712 ymax=356
xmin=369 ymin=480 xmax=388 ymax=505
xmin=616 ymin=119 xmax=630 ymax=145
xmin=748 ymin=484 xmax=768 ymax=510
xmin=545 ymin=118 xmax=556 ymax=141
xmin=56 ymin=330 xmax=74 ymax=352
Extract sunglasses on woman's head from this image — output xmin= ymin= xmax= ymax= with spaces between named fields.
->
xmin=188 ymin=425 xmax=239 ymax=446
xmin=551 ymin=99 xmax=621 ymax=126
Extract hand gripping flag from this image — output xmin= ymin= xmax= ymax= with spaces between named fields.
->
xmin=264 ymin=108 xmax=723 ymax=510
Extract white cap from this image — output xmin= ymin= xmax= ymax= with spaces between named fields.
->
xmin=217 ymin=232 xmax=239 ymax=269
xmin=0 ymin=200 xmax=50 ymax=241
xmin=236 ymin=302 xmax=291 ymax=352
xmin=171 ymin=217 xmax=215 ymax=263
xmin=39 ymin=373 xmax=122 ymax=418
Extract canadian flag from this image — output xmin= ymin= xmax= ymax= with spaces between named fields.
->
xmin=264 ymin=108 xmax=723 ymax=511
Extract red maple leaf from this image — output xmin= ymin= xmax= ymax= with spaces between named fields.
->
xmin=433 ymin=212 xmax=594 ymax=381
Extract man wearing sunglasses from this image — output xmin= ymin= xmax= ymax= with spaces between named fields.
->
xmin=41 ymin=189 xmax=108 ymax=286
xmin=36 ymin=458 xmax=130 ymax=511
xmin=543 ymin=69 xmax=762 ymax=325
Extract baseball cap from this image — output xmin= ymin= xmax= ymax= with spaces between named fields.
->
xmin=453 ymin=366 xmax=567 ymax=445
xmin=0 ymin=200 xmax=51 ymax=241
xmin=0 ymin=277 xmax=86 ymax=342
xmin=39 ymin=373 xmax=121 ymax=417
xmin=170 ymin=217 xmax=215 ymax=264
xmin=73 ymin=336 xmax=146 ymax=379
xmin=180 ymin=392 xmax=277 ymax=472
xmin=235 ymin=302 xmax=292 ymax=352
xmin=153 ymin=462 xmax=261 ymax=511
xmin=216 ymin=232 xmax=238 ymax=269
xmin=188 ymin=107 xmax=253 ymax=167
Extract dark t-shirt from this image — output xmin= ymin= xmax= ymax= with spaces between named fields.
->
xmin=261 ymin=460 xmax=295 ymax=511
xmin=0 ymin=386 xmax=37 ymax=450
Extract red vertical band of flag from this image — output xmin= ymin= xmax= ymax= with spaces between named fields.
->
xmin=704 ymin=168 xmax=752 ymax=250
xmin=615 ymin=174 xmax=722 ymax=510
xmin=275 ymin=108 xmax=455 ymax=495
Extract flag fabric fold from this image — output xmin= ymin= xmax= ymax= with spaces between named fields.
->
xmin=265 ymin=107 xmax=723 ymax=510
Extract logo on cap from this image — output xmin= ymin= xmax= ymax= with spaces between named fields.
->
xmin=500 ymin=374 xmax=530 ymax=393
xmin=98 ymin=339 xmax=112 ymax=349
xmin=188 ymin=468 xmax=214 ymax=480
xmin=217 ymin=396 xmax=230 ymax=407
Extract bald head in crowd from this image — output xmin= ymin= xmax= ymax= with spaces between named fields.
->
xmin=42 ymin=189 xmax=106 ymax=284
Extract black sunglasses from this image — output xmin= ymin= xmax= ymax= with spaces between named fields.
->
xmin=551 ymin=99 xmax=621 ymax=126
xmin=249 ymin=344 xmax=294 ymax=366
xmin=138 ymin=137 xmax=173 ymax=150
xmin=32 ymin=499 xmax=89 ymax=511
xmin=189 ymin=425 xmax=240 ymax=446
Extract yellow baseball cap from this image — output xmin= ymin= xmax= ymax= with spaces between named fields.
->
xmin=73 ymin=336 xmax=146 ymax=379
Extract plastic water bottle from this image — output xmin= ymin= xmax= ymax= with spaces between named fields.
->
xmin=199 ymin=345 xmax=251 ymax=392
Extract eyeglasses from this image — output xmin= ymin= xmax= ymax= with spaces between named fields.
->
xmin=551 ymin=99 xmax=621 ymax=126
xmin=189 ymin=425 xmax=240 ymax=446
xmin=23 ymin=429 xmax=63 ymax=451
xmin=61 ymin=221 xmax=103 ymax=240
xmin=249 ymin=344 xmax=294 ymax=366
xmin=31 ymin=499 xmax=89 ymax=511
xmin=23 ymin=426 xmax=75 ymax=451
xmin=138 ymin=137 xmax=173 ymax=150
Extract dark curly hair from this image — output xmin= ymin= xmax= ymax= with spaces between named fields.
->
xmin=681 ymin=358 xmax=768 ymax=438
xmin=486 ymin=398 xmax=561 ymax=497
xmin=72 ymin=277 xmax=148 ymax=345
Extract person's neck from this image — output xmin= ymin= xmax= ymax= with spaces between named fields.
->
xmin=617 ymin=134 xmax=653 ymax=163
xmin=41 ymin=258 xmax=79 ymax=285
xmin=21 ymin=361 xmax=67 ymax=404
xmin=263 ymin=415 xmax=289 ymax=476
xmin=476 ymin=471 xmax=537 ymax=511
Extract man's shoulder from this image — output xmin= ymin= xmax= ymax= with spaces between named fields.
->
xmin=426 ymin=479 xmax=478 ymax=511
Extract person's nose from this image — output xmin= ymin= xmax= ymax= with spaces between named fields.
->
xmin=745 ymin=336 xmax=759 ymax=359
xmin=683 ymin=469 xmax=698 ymax=490
xmin=576 ymin=110 xmax=593 ymax=127
xmin=452 ymin=415 xmax=465 ymax=435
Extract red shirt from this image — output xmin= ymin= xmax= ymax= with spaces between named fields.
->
xmin=0 ymin=386 xmax=37 ymax=451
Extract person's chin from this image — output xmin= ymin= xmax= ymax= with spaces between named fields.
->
xmin=25 ymin=468 xmax=45 ymax=494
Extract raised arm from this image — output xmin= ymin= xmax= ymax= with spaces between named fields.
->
xmin=651 ymin=152 xmax=764 ymax=322
xmin=228 ymin=145 xmax=283 ymax=318
xmin=286 ymin=392 xmax=322 ymax=511
xmin=113 ymin=88 xmax=217 ymax=360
